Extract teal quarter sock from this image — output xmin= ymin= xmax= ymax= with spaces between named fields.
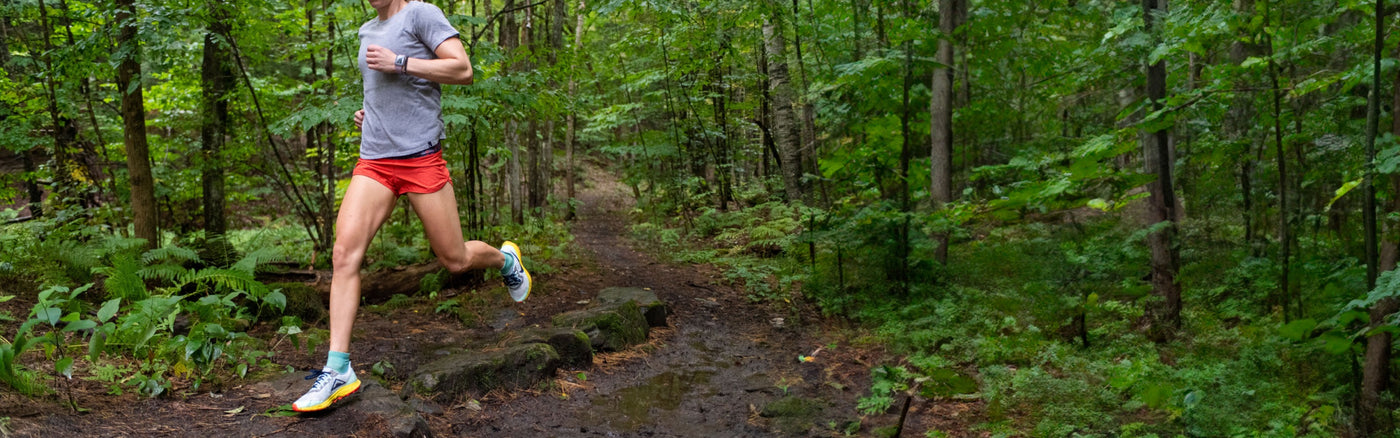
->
xmin=500 ymin=250 xmax=517 ymax=275
xmin=326 ymin=351 xmax=350 ymax=374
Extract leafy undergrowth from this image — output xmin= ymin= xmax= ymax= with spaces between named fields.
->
xmin=630 ymin=199 xmax=1354 ymax=437
xmin=0 ymin=214 xmax=572 ymax=411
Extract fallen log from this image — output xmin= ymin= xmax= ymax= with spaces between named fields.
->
xmin=257 ymin=262 xmax=488 ymax=305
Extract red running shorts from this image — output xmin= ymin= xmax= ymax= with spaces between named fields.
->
xmin=352 ymin=150 xmax=452 ymax=195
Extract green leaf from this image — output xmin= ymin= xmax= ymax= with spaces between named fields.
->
xmin=38 ymin=307 xmax=62 ymax=326
xmin=97 ymin=299 xmax=122 ymax=323
xmin=1086 ymin=199 xmax=1110 ymax=211
xmin=1278 ymin=318 xmax=1317 ymax=342
xmin=56 ymin=357 xmax=74 ymax=379
xmin=1183 ymin=390 xmax=1204 ymax=408
xmin=1139 ymin=383 xmax=1172 ymax=409
xmin=0 ymin=295 xmax=13 ymax=303
xmin=88 ymin=330 xmax=107 ymax=362
xmin=1320 ymin=334 xmax=1354 ymax=355
xmin=264 ymin=404 xmax=300 ymax=417
xmin=264 ymin=290 xmax=286 ymax=312
xmin=63 ymin=320 xmax=98 ymax=332
xmin=1324 ymin=179 xmax=1362 ymax=212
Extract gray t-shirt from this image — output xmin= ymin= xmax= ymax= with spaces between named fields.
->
xmin=357 ymin=2 xmax=460 ymax=159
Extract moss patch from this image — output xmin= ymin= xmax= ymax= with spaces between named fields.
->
xmin=760 ymin=396 xmax=830 ymax=435
xmin=553 ymin=301 xmax=647 ymax=351
xmin=267 ymin=282 xmax=326 ymax=323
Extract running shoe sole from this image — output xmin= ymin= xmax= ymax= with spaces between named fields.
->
xmin=292 ymin=379 xmax=362 ymax=412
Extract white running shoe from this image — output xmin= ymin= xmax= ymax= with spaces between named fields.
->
xmin=292 ymin=365 xmax=361 ymax=412
xmin=500 ymin=241 xmax=532 ymax=302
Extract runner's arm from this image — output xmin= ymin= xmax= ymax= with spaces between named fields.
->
xmin=364 ymin=38 xmax=473 ymax=85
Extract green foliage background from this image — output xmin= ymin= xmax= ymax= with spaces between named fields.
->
xmin=2 ymin=0 xmax=1400 ymax=435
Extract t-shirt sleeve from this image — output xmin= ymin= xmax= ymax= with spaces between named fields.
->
xmin=413 ymin=3 xmax=460 ymax=54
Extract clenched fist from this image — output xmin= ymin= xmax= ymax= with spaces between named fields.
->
xmin=365 ymin=45 xmax=399 ymax=74
xmin=353 ymin=109 xmax=365 ymax=130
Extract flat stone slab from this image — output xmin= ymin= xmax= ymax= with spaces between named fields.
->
xmin=353 ymin=380 xmax=433 ymax=437
xmin=597 ymin=287 xmax=670 ymax=327
xmin=552 ymin=300 xmax=648 ymax=352
xmin=252 ymin=372 xmax=431 ymax=438
xmin=504 ymin=327 xmax=594 ymax=368
xmin=405 ymin=343 xmax=561 ymax=403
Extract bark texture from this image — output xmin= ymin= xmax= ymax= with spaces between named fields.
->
xmin=117 ymin=0 xmax=159 ymax=247
xmin=1141 ymin=0 xmax=1181 ymax=338
xmin=763 ymin=9 xmax=803 ymax=203
xmin=930 ymin=0 xmax=964 ymax=265
xmin=200 ymin=3 xmax=233 ymax=237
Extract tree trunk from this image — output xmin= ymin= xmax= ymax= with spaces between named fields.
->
xmin=1360 ymin=0 xmax=1391 ymax=432
xmin=502 ymin=0 xmax=524 ymax=224
xmin=763 ymin=8 xmax=803 ymax=204
xmin=508 ymin=120 xmax=524 ymax=224
xmin=711 ymin=44 xmax=733 ymax=210
xmin=321 ymin=0 xmax=339 ymax=255
xmin=37 ymin=0 xmax=73 ymax=210
xmin=550 ymin=0 xmax=565 ymax=64
xmin=544 ymin=120 xmax=555 ymax=207
xmin=1141 ymin=0 xmax=1181 ymax=339
xmin=528 ymin=119 xmax=542 ymax=209
xmin=1380 ymin=46 xmax=1400 ymax=276
xmin=1226 ymin=0 xmax=1260 ymax=258
xmin=117 ymin=0 xmax=159 ymax=247
xmin=930 ymin=0 xmax=963 ymax=265
xmin=484 ymin=0 xmax=494 ymax=44
xmin=565 ymin=0 xmax=585 ymax=220
xmin=0 ymin=14 xmax=41 ymax=219
xmin=201 ymin=2 xmax=233 ymax=237
xmin=1261 ymin=0 xmax=1293 ymax=319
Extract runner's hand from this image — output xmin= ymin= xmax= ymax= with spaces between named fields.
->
xmin=354 ymin=109 xmax=365 ymax=130
xmin=365 ymin=45 xmax=398 ymax=74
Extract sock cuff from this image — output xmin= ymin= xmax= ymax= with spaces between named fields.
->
xmin=327 ymin=351 xmax=351 ymax=373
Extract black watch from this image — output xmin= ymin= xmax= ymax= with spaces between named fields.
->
xmin=395 ymin=54 xmax=408 ymax=74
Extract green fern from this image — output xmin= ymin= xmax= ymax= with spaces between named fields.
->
xmin=95 ymin=256 xmax=149 ymax=301
xmin=54 ymin=240 xmax=100 ymax=283
xmin=137 ymin=263 xmax=190 ymax=284
xmin=231 ymin=247 xmax=281 ymax=275
xmin=141 ymin=245 xmax=201 ymax=266
xmin=98 ymin=234 xmax=149 ymax=258
xmin=178 ymin=267 xmax=268 ymax=297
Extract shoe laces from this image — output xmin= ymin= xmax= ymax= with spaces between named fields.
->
xmin=503 ymin=254 xmax=523 ymax=288
xmin=305 ymin=369 xmax=333 ymax=391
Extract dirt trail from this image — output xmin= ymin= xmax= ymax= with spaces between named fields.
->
xmin=444 ymin=165 xmax=857 ymax=437
xmin=1 ymin=165 xmax=981 ymax=437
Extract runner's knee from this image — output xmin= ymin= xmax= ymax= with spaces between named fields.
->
xmin=331 ymin=244 xmax=366 ymax=275
xmin=440 ymin=252 xmax=471 ymax=274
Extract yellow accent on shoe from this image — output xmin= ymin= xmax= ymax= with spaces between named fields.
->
xmin=292 ymin=378 xmax=361 ymax=412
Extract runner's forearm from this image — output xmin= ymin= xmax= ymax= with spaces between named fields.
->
xmin=404 ymin=56 xmax=472 ymax=85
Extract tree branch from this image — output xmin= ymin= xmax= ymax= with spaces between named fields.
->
xmin=468 ymin=0 xmax=551 ymax=47
xmin=219 ymin=29 xmax=323 ymax=244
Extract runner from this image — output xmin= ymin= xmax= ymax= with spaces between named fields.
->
xmin=292 ymin=0 xmax=531 ymax=412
